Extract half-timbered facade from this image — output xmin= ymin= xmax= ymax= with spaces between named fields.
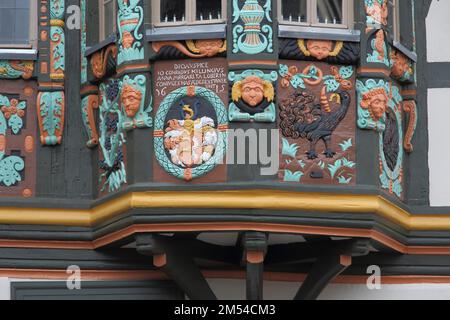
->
xmin=0 ymin=0 xmax=448 ymax=300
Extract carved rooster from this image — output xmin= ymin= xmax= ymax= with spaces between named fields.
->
xmin=280 ymin=90 xmax=351 ymax=160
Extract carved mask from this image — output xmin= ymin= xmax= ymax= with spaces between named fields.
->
xmin=241 ymin=76 xmax=265 ymax=107
xmin=121 ymin=84 xmax=142 ymax=118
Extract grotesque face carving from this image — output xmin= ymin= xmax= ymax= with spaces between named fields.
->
xmin=306 ymin=40 xmax=333 ymax=60
xmin=122 ymin=31 xmax=135 ymax=49
xmin=194 ymin=39 xmax=225 ymax=57
xmin=121 ymin=84 xmax=142 ymax=118
xmin=361 ymin=88 xmax=389 ymax=121
xmin=391 ymin=51 xmax=411 ymax=79
xmin=240 ymin=76 xmax=265 ymax=107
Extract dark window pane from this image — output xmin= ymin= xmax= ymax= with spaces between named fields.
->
xmin=104 ymin=1 xmax=115 ymax=36
xmin=0 ymin=0 xmax=29 ymax=44
xmin=196 ymin=0 xmax=222 ymax=21
xmin=317 ymin=0 xmax=343 ymax=24
xmin=281 ymin=0 xmax=307 ymax=23
xmin=160 ymin=0 xmax=185 ymax=23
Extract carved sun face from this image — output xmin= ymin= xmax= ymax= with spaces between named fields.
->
xmin=241 ymin=79 xmax=265 ymax=107
xmin=307 ymin=40 xmax=333 ymax=60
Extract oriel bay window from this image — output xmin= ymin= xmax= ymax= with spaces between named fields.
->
xmin=153 ymin=0 xmax=226 ymax=26
xmin=279 ymin=0 xmax=352 ymax=28
xmin=0 ymin=0 xmax=37 ymax=47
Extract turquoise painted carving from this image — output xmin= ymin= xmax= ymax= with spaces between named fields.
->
xmin=50 ymin=0 xmax=65 ymax=18
xmin=229 ymin=70 xmax=277 ymax=123
xmin=281 ymin=138 xmax=355 ymax=184
xmin=80 ymin=0 xmax=87 ymax=84
xmin=364 ymin=0 xmax=388 ymax=26
xmin=367 ymin=30 xmax=390 ymax=66
xmin=37 ymin=92 xmax=64 ymax=145
xmin=117 ymin=0 xmax=144 ymax=65
xmin=0 ymin=95 xmax=26 ymax=135
xmin=81 ymin=95 xmax=99 ymax=148
xmin=50 ymin=0 xmax=65 ymax=79
xmin=0 ymin=96 xmax=25 ymax=187
xmin=0 ymin=61 xmax=34 ymax=79
xmin=119 ymin=75 xmax=152 ymax=130
xmin=379 ymin=85 xmax=403 ymax=198
xmin=154 ymin=86 xmax=228 ymax=181
xmin=232 ymin=0 xmax=273 ymax=55
xmin=356 ymin=79 xmax=391 ymax=132
xmin=99 ymin=80 xmax=127 ymax=192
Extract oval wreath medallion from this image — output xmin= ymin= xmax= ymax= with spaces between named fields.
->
xmin=154 ymin=85 xmax=228 ymax=181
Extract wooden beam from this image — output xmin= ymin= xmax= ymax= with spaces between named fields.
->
xmin=266 ymin=239 xmax=369 ymax=266
xmin=136 ymin=234 xmax=216 ymax=300
xmin=294 ymin=240 xmax=370 ymax=300
xmin=243 ymin=232 xmax=267 ymax=300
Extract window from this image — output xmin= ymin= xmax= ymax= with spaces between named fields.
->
xmin=0 ymin=0 xmax=37 ymax=47
xmin=392 ymin=0 xmax=414 ymax=51
xmin=99 ymin=0 xmax=117 ymax=41
xmin=279 ymin=0 xmax=352 ymax=28
xmin=153 ymin=0 xmax=226 ymax=26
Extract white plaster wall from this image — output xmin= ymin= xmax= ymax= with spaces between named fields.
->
xmin=428 ymin=88 xmax=450 ymax=206
xmin=0 ymin=278 xmax=10 ymax=300
xmin=208 ymin=279 xmax=450 ymax=300
xmin=426 ymin=0 xmax=450 ymax=62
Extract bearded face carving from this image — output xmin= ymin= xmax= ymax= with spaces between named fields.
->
xmin=361 ymin=88 xmax=388 ymax=121
xmin=306 ymin=40 xmax=333 ymax=60
xmin=121 ymin=84 xmax=142 ymax=118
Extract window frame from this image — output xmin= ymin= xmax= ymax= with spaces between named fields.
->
xmin=0 ymin=0 xmax=38 ymax=49
xmin=152 ymin=0 xmax=227 ymax=27
xmin=99 ymin=0 xmax=118 ymax=42
xmin=392 ymin=0 xmax=400 ymax=43
xmin=278 ymin=0 xmax=353 ymax=30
